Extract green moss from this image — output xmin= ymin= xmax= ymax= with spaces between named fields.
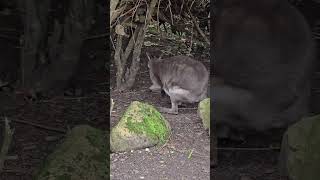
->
xmin=35 ymin=125 xmax=109 ymax=180
xmin=86 ymin=129 xmax=109 ymax=161
xmin=124 ymin=101 xmax=170 ymax=144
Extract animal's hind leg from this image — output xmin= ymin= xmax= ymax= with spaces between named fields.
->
xmin=158 ymin=99 xmax=179 ymax=115
xmin=213 ymin=84 xmax=276 ymax=137
xmin=158 ymin=87 xmax=185 ymax=115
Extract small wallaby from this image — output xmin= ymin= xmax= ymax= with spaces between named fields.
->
xmin=147 ymin=53 xmax=209 ymax=114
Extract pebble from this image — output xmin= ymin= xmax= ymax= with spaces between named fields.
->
xmin=133 ymin=170 xmax=139 ymax=174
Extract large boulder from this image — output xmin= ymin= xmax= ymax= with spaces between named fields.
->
xmin=35 ymin=125 xmax=108 ymax=180
xmin=279 ymin=114 xmax=320 ymax=180
xmin=111 ymin=101 xmax=171 ymax=152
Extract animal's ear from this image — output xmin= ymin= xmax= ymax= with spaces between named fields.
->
xmin=146 ymin=52 xmax=152 ymax=62
xmin=158 ymin=52 xmax=164 ymax=60
xmin=146 ymin=52 xmax=152 ymax=68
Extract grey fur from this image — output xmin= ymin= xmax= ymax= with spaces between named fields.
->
xmin=147 ymin=54 xmax=209 ymax=114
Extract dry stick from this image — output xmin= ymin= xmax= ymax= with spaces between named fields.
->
xmin=123 ymin=29 xmax=139 ymax=63
xmin=84 ymin=33 xmax=108 ymax=40
xmin=179 ymin=0 xmax=185 ymax=17
xmin=0 ymin=117 xmax=14 ymax=173
xmin=126 ymin=0 xmax=158 ymax=88
xmin=114 ymin=6 xmax=140 ymax=89
xmin=128 ymin=0 xmax=142 ymax=38
xmin=111 ymin=5 xmax=125 ymax=25
xmin=189 ymin=11 xmax=210 ymax=45
xmin=111 ymin=88 xmax=149 ymax=95
xmin=156 ymin=0 xmax=162 ymax=32
xmin=110 ymin=98 xmax=115 ymax=117
xmin=189 ymin=0 xmax=197 ymax=12
xmin=115 ymin=27 xmax=139 ymax=89
xmin=110 ymin=35 xmax=116 ymax=51
xmin=39 ymin=96 xmax=91 ymax=102
xmin=1 ymin=168 xmax=30 ymax=174
xmin=168 ymin=0 xmax=174 ymax=25
xmin=114 ymin=34 xmax=124 ymax=89
xmin=123 ymin=25 xmax=144 ymax=89
xmin=187 ymin=20 xmax=194 ymax=55
xmin=111 ymin=4 xmax=132 ymax=28
xmin=2 ymin=118 xmax=66 ymax=133
xmin=216 ymin=147 xmax=280 ymax=151
xmin=165 ymin=145 xmax=209 ymax=159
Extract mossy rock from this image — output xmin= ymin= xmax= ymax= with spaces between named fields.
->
xmin=279 ymin=114 xmax=320 ymax=180
xmin=35 ymin=125 xmax=108 ymax=180
xmin=198 ymin=98 xmax=210 ymax=131
xmin=110 ymin=101 xmax=171 ymax=152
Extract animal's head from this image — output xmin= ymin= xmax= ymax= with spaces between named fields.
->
xmin=146 ymin=52 xmax=164 ymax=91
xmin=146 ymin=52 xmax=164 ymax=69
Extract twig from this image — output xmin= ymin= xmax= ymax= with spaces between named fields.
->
xmin=156 ymin=132 xmax=172 ymax=151
xmin=110 ymin=36 xmax=116 ymax=51
xmin=168 ymin=0 xmax=174 ymax=25
xmin=0 ymin=118 xmax=66 ymax=133
xmin=0 ymin=117 xmax=14 ymax=173
xmin=111 ymin=88 xmax=149 ymax=96
xmin=84 ymin=33 xmax=108 ymax=40
xmin=110 ymin=98 xmax=115 ymax=117
xmin=216 ymin=147 xmax=280 ymax=151
xmin=179 ymin=107 xmax=197 ymax=110
xmin=179 ymin=0 xmax=185 ymax=17
xmin=166 ymin=145 xmax=209 ymax=159
xmin=189 ymin=0 xmax=197 ymax=12
xmin=1 ymin=168 xmax=30 ymax=174
xmin=189 ymin=11 xmax=209 ymax=45
xmin=156 ymin=0 xmax=162 ymax=32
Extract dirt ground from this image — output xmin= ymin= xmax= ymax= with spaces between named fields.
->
xmin=110 ymin=89 xmax=210 ymax=179
xmin=0 ymin=75 xmax=108 ymax=180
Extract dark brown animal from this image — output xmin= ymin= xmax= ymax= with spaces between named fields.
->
xmin=147 ymin=53 xmax=209 ymax=114
xmin=213 ymin=0 xmax=315 ymax=138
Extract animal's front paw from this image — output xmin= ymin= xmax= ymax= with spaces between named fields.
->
xmin=158 ymin=107 xmax=178 ymax=115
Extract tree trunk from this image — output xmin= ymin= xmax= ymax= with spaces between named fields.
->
xmin=20 ymin=0 xmax=94 ymax=95
xmin=114 ymin=0 xmax=159 ymax=91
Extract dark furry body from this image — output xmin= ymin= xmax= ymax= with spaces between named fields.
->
xmin=148 ymin=55 xmax=209 ymax=114
xmin=213 ymin=0 xmax=315 ymax=137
